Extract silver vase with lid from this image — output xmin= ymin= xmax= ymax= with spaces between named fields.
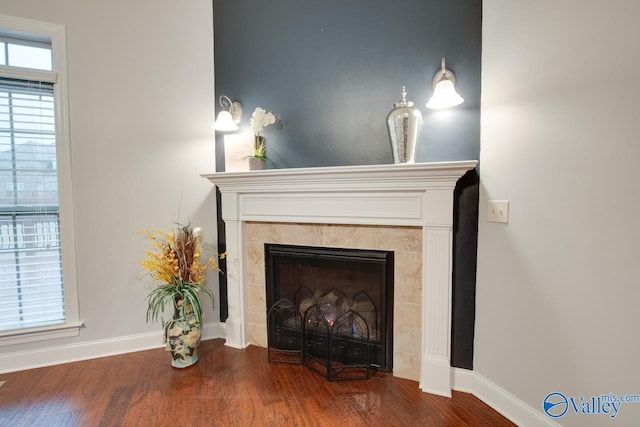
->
xmin=386 ymin=86 xmax=422 ymax=163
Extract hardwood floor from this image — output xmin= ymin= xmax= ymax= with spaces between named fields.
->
xmin=0 ymin=339 xmax=515 ymax=426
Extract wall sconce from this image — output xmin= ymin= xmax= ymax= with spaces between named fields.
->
xmin=426 ymin=58 xmax=464 ymax=109
xmin=213 ymin=95 xmax=243 ymax=131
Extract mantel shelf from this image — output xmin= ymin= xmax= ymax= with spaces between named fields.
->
xmin=202 ymin=161 xmax=477 ymax=193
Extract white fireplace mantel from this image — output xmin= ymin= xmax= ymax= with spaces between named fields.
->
xmin=203 ymin=160 xmax=477 ymax=397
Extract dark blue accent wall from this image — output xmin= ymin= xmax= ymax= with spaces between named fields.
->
xmin=214 ymin=0 xmax=481 ymax=170
xmin=214 ymin=0 xmax=481 ymax=370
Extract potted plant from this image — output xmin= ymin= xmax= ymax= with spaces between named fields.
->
xmin=139 ymin=224 xmax=223 ymax=368
xmin=249 ymin=107 xmax=279 ymax=169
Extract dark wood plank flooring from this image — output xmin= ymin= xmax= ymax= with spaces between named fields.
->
xmin=0 ymin=339 xmax=515 ymax=426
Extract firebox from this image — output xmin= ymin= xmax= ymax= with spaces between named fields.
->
xmin=265 ymin=243 xmax=394 ymax=376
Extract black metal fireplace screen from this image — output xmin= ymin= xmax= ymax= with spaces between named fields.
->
xmin=268 ymin=286 xmax=376 ymax=381
xmin=264 ymin=243 xmax=394 ymax=379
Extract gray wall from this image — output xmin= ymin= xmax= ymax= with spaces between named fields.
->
xmin=0 ymin=0 xmax=217 ymax=367
xmin=214 ymin=0 xmax=481 ymax=369
xmin=479 ymin=2 xmax=640 ymax=425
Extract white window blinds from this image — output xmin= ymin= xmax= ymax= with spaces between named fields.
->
xmin=0 ymin=76 xmax=65 ymax=332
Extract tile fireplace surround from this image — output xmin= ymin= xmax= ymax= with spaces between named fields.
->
xmin=203 ymin=161 xmax=477 ymax=397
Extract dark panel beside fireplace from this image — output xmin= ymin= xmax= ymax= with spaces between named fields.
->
xmin=265 ymin=244 xmax=394 ymax=372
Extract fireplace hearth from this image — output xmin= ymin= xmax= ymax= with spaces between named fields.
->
xmin=265 ymin=244 xmax=394 ymax=376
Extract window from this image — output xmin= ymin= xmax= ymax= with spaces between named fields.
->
xmin=0 ymin=15 xmax=80 ymax=345
xmin=0 ymin=38 xmax=52 ymax=70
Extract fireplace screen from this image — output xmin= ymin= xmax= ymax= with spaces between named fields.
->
xmin=265 ymin=244 xmax=394 ymax=379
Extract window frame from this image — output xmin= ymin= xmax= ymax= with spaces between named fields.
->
xmin=0 ymin=14 xmax=81 ymax=346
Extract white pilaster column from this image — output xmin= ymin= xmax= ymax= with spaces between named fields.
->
xmin=220 ymin=191 xmax=248 ymax=349
xmin=419 ymin=188 xmax=455 ymax=397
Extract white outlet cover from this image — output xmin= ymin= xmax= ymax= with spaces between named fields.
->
xmin=488 ymin=200 xmax=509 ymax=223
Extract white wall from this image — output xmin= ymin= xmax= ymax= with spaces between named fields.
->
xmin=0 ymin=0 xmax=218 ymax=361
xmin=478 ymin=1 xmax=640 ymax=426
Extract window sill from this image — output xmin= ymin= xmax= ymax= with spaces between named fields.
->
xmin=0 ymin=322 xmax=84 ymax=347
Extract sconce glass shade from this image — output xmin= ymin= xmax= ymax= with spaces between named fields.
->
xmin=426 ymin=79 xmax=464 ymax=109
xmin=426 ymin=58 xmax=464 ymax=109
xmin=214 ymin=110 xmax=239 ymax=131
xmin=213 ymin=95 xmax=243 ymax=131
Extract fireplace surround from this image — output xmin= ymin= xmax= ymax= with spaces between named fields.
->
xmin=203 ymin=161 xmax=477 ymax=397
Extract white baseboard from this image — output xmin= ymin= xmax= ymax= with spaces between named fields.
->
xmin=451 ymin=366 xmax=476 ymax=394
xmin=0 ymin=322 xmax=226 ymax=375
xmin=452 ymin=368 xmax=561 ymax=427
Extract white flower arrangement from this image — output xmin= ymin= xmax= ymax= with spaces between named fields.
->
xmin=250 ymin=107 xmax=276 ymax=136
xmin=249 ymin=107 xmax=280 ymax=160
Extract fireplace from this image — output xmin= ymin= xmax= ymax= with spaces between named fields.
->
xmin=204 ymin=161 xmax=477 ymax=396
xmin=265 ymin=244 xmax=394 ymax=376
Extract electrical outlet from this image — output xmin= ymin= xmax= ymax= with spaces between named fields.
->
xmin=488 ymin=200 xmax=509 ymax=223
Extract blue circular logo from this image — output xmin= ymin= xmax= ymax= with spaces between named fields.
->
xmin=543 ymin=392 xmax=568 ymax=418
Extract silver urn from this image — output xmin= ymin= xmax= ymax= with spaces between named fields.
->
xmin=386 ymin=86 xmax=422 ymax=164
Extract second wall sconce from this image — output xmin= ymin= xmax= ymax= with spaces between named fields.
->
xmin=426 ymin=57 xmax=464 ymax=109
xmin=213 ymin=95 xmax=243 ymax=131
